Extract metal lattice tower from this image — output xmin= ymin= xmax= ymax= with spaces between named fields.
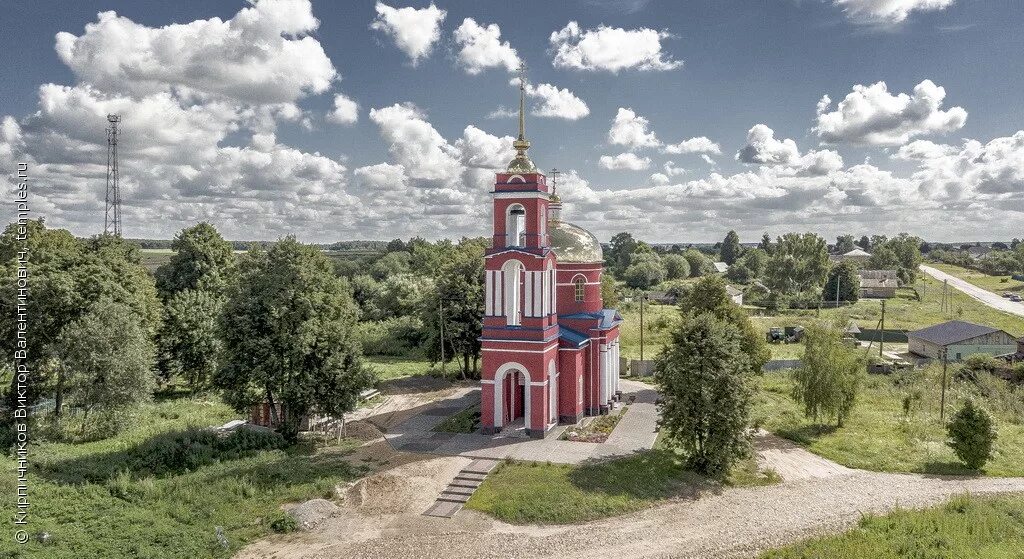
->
xmin=104 ymin=114 xmax=122 ymax=237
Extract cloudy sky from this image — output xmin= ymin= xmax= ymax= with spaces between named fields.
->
xmin=1 ymin=0 xmax=1022 ymax=243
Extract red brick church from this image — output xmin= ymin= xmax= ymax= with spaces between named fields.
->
xmin=480 ymin=77 xmax=622 ymax=438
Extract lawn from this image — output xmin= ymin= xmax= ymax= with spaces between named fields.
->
xmin=752 ymin=367 xmax=1024 ymax=477
xmin=0 ymin=396 xmax=367 ymax=558
xmin=617 ymin=302 xmax=680 ymax=360
xmin=465 ymin=451 xmax=779 ymax=524
xmin=364 ymin=355 xmax=439 ymax=381
xmin=433 ymin=404 xmax=481 ymax=433
xmin=761 ymin=494 xmax=1024 ymax=558
xmin=929 ymin=262 xmax=1024 ymax=295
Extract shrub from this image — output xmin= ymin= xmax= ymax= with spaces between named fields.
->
xmin=127 ymin=427 xmax=286 ymax=478
xmin=947 ymin=400 xmax=997 ymax=470
xmin=269 ymin=511 xmax=298 ymax=533
xmin=356 ymin=316 xmax=426 ymax=357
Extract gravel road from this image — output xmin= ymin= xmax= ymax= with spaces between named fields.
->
xmin=239 ymin=456 xmax=1024 ymax=559
xmin=920 ymin=264 xmax=1024 ymax=318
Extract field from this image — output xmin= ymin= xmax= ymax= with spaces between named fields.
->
xmin=752 ymin=367 xmax=1024 ymax=477
xmin=0 ymin=396 xmax=366 ymax=558
xmin=749 ymin=273 xmax=1024 ymax=337
xmin=762 ymin=494 xmax=1024 ymax=558
xmin=465 ymin=450 xmax=777 ymax=524
xmin=929 ymin=262 xmax=1024 ymax=295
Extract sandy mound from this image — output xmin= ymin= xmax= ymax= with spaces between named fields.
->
xmin=285 ymin=499 xmax=340 ymax=531
xmin=344 ymin=421 xmax=385 ymax=441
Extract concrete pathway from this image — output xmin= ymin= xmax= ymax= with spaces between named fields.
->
xmin=382 ymin=378 xmax=660 ymax=465
xmin=921 ymin=264 xmax=1024 ymax=318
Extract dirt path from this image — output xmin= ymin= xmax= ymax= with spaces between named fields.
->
xmin=237 ymin=377 xmax=1024 ymax=559
xmin=238 ymin=454 xmax=1024 ymax=559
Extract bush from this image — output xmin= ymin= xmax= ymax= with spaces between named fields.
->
xmin=269 ymin=511 xmax=298 ymax=533
xmin=947 ymin=400 xmax=997 ymax=470
xmin=356 ymin=316 xmax=426 ymax=357
xmin=126 ymin=427 xmax=286 ymax=478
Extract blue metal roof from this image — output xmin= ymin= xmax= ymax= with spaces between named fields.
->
xmin=600 ymin=309 xmax=623 ymax=329
xmin=558 ymin=326 xmax=589 ymax=347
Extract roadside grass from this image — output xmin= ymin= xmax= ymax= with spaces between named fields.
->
xmin=761 ymin=493 xmax=1024 ymax=559
xmin=433 ymin=404 xmax=481 ymax=433
xmin=752 ymin=367 xmax=1024 ymax=477
xmin=465 ymin=450 xmax=778 ymax=524
xmin=365 ymin=355 xmax=439 ymax=381
xmin=929 ymin=262 xmax=1024 ymax=295
xmin=0 ymin=396 xmax=366 ymax=558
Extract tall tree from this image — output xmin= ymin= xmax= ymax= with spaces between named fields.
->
xmin=764 ymin=233 xmax=830 ymax=296
xmin=662 ymin=254 xmax=691 ymax=280
xmin=655 ymin=312 xmax=752 ymax=478
xmin=157 ymin=289 xmax=223 ymax=389
xmin=423 ymin=238 xmax=486 ymax=379
xmin=823 ymin=261 xmax=861 ymax=303
xmin=155 ymin=222 xmax=235 ymax=297
xmin=217 ymin=238 xmax=373 ymax=441
xmin=607 ymin=232 xmax=638 ymax=273
xmin=683 ymin=249 xmax=713 ymax=278
xmin=858 ymin=235 xmax=871 ymax=250
xmin=720 ymin=230 xmax=742 ymax=265
xmin=680 ymin=276 xmax=770 ymax=372
xmin=623 ymin=252 xmax=667 ymax=289
xmin=835 ymin=235 xmax=856 ymax=254
xmin=59 ymin=299 xmax=155 ymax=424
xmin=759 ymin=233 xmax=773 ymax=254
xmin=791 ymin=322 xmax=864 ymax=427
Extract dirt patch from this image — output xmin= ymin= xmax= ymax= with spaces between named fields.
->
xmin=285 ymin=499 xmax=340 ymax=531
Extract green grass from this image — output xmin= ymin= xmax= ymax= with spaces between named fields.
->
xmin=364 ymin=355 xmax=439 ymax=381
xmin=749 ymin=275 xmax=1024 ymax=337
xmin=752 ymin=368 xmax=1024 ymax=477
xmin=433 ymin=404 xmax=481 ymax=433
xmin=930 ymin=262 xmax=1024 ymax=295
xmin=617 ymin=303 xmax=680 ymax=360
xmin=0 ymin=396 xmax=366 ymax=558
xmin=465 ymin=450 xmax=779 ymax=524
xmin=762 ymin=494 xmax=1024 ymax=558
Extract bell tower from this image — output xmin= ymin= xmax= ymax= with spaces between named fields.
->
xmin=480 ymin=65 xmax=560 ymax=437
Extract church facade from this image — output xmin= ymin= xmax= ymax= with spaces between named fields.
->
xmin=479 ymin=79 xmax=622 ymax=438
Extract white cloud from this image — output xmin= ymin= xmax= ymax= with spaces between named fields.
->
xmin=650 ymin=172 xmax=670 ymax=185
xmin=833 ymin=0 xmax=956 ymax=26
xmin=55 ymin=1 xmax=335 ymax=104
xmin=663 ymin=136 xmax=721 ymax=155
xmin=353 ymin=162 xmax=408 ymax=193
xmin=370 ymin=2 xmax=446 ymax=66
xmin=736 ymin=124 xmax=843 ymax=176
xmin=892 ymin=139 xmax=957 ymax=160
xmin=608 ymin=108 xmax=660 ymax=149
xmin=327 ymin=93 xmax=358 ymax=125
xmin=700 ymin=154 xmax=717 ymax=166
xmin=663 ymin=160 xmax=687 ymax=176
xmin=368 ymin=102 xmax=462 ymax=181
xmin=455 ymin=125 xmax=514 ymax=170
xmin=453 ymin=18 xmax=519 ymax=75
xmin=907 ymin=132 xmax=1024 ymax=198
xmin=524 ymin=83 xmax=590 ymax=120
xmin=549 ymin=21 xmax=681 ymax=72
xmin=599 ymin=152 xmax=651 ymax=170
xmin=814 ymin=80 xmax=967 ymax=146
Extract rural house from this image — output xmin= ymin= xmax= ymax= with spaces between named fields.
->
xmin=907 ymin=320 xmax=1019 ymax=361
xmin=838 ymin=248 xmax=872 ymax=264
xmin=859 ymin=269 xmax=898 ymax=299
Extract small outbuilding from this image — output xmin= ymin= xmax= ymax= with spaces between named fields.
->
xmin=839 ymin=248 xmax=872 ymax=264
xmin=907 ymin=320 xmax=1019 ymax=361
xmin=726 ymin=284 xmax=743 ymax=306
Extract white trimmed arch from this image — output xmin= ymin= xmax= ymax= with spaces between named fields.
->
xmin=548 ymin=359 xmax=558 ymax=425
xmin=494 ymin=362 xmax=531 ymax=430
xmin=501 ymin=259 xmax=524 ymax=326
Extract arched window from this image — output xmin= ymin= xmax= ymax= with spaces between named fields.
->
xmin=502 ymin=260 xmax=524 ymax=326
xmin=506 ymin=204 xmax=526 ymax=247
xmin=573 ymin=275 xmax=586 ymax=302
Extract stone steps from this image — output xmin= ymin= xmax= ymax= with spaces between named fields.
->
xmin=422 ymin=459 xmax=500 ymax=518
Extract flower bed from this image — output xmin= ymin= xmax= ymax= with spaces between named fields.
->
xmin=560 ymin=407 xmax=627 ymax=443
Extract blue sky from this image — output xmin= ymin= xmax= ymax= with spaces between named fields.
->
xmin=1 ymin=0 xmax=1022 ymax=243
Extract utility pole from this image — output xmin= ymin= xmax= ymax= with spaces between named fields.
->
xmin=639 ymin=293 xmax=646 ymax=362
xmin=438 ymin=298 xmax=446 ymax=377
xmin=879 ymin=299 xmax=886 ymax=357
xmin=940 ymin=347 xmax=949 ymax=422
xmin=835 ymin=274 xmax=841 ymax=308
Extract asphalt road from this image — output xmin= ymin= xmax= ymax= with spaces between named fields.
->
xmin=920 ymin=264 xmax=1024 ymax=319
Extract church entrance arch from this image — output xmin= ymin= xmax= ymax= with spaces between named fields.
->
xmin=494 ymin=362 xmax=531 ymax=431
